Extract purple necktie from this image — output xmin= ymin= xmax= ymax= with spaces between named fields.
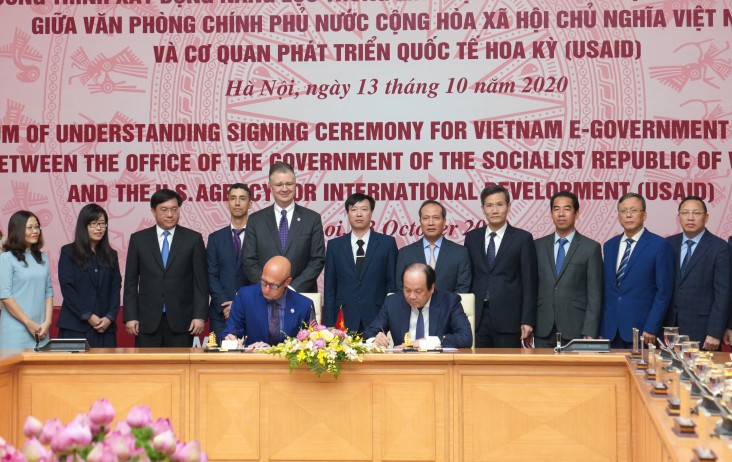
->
xmin=232 ymin=228 xmax=244 ymax=265
xmin=268 ymin=300 xmax=280 ymax=345
xmin=278 ymin=210 xmax=289 ymax=251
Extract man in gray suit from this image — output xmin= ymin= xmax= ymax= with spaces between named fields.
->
xmin=533 ymin=191 xmax=603 ymax=348
xmin=243 ymin=162 xmax=325 ymax=293
xmin=396 ymin=200 xmax=471 ymax=293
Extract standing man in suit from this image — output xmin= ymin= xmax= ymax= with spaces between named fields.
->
xmin=464 ymin=185 xmax=538 ymax=348
xmin=396 ymin=200 xmax=471 ymax=293
xmin=665 ymin=196 xmax=729 ymax=350
xmin=243 ymin=162 xmax=325 ymax=293
xmin=323 ymin=193 xmax=397 ymax=332
xmin=207 ymin=183 xmax=253 ymax=340
xmin=363 ymin=263 xmax=472 ymax=348
xmin=223 ymin=256 xmax=314 ymax=348
xmin=601 ymin=193 xmax=674 ymax=348
xmin=534 ymin=191 xmax=603 ymax=348
xmin=123 ymin=189 xmax=208 ymax=347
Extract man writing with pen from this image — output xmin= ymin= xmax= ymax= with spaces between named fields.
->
xmin=363 ymin=263 xmax=473 ymax=349
xmin=222 ymin=256 xmax=314 ymax=348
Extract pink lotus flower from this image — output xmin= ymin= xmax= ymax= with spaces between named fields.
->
xmin=88 ymin=399 xmax=115 ymax=427
xmin=23 ymin=437 xmax=51 ymax=462
xmin=153 ymin=430 xmax=177 ymax=455
xmin=0 ymin=439 xmax=26 ymax=462
xmin=50 ymin=419 xmax=92 ymax=453
xmin=105 ymin=431 xmax=134 ymax=460
xmin=152 ymin=418 xmax=173 ymax=436
xmin=112 ymin=420 xmax=131 ymax=435
xmin=126 ymin=405 xmax=153 ymax=428
xmin=23 ymin=416 xmax=43 ymax=439
xmin=172 ymin=440 xmax=202 ymax=462
xmin=86 ymin=442 xmax=118 ymax=462
xmin=39 ymin=418 xmax=62 ymax=445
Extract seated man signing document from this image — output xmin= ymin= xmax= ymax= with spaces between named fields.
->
xmin=222 ymin=256 xmax=313 ymax=348
xmin=363 ymin=263 xmax=473 ymax=349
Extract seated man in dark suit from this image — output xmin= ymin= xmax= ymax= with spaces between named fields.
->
xmin=396 ymin=200 xmax=471 ymax=293
xmin=222 ymin=256 xmax=313 ymax=348
xmin=363 ymin=263 xmax=472 ymax=349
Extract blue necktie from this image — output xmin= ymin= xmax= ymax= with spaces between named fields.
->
xmin=556 ymin=238 xmax=567 ymax=277
xmin=486 ymin=232 xmax=497 ymax=271
xmin=278 ymin=210 xmax=288 ymax=251
xmin=161 ymin=230 xmax=170 ymax=313
xmin=680 ymin=239 xmax=695 ymax=274
xmin=615 ymin=238 xmax=634 ymax=286
xmin=415 ymin=308 xmax=425 ymax=340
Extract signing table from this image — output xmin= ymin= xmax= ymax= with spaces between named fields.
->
xmin=0 ymin=348 xmax=728 ymax=461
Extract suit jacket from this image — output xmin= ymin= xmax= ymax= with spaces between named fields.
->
xmin=323 ymin=231 xmax=398 ymax=330
xmin=123 ymin=225 xmax=209 ymax=334
xmin=534 ymin=232 xmax=603 ymax=339
xmin=395 ymin=238 xmax=471 ymax=293
xmin=464 ymin=224 xmax=538 ymax=333
xmin=363 ymin=290 xmax=473 ymax=348
xmin=243 ymin=204 xmax=325 ymax=293
xmin=601 ymin=229 xmax=674 ymax=342
xmin=207 ymin=225 xmax=253 ymax=324
xmin=221 ymin=284 xmax=313 ymax=346
xmin=57 ymin=244 xmax=122 ymax=333
xmin=665 ymin=231 xmax=730 ymax=342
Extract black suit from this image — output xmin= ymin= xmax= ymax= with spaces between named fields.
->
xmin=123 ymin=225 xmax=208 ymax=347
xmin=363 ymin=290 xmax=473 ymax=348
xmin=395 ymin=237 xmax=471 ymax=293
xmin=243 ymin=204 xmax=325 ymax=293
xmin=464 ymin=224 xmax=538 ymax=347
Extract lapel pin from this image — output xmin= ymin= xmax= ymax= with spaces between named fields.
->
xmin=297 ymin=217 xmax=301 ymax=222
xmin=290 ymin=308 xmax=295 ymax=314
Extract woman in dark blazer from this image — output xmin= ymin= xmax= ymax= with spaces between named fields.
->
xmin=57 ymin=204 xmax=122 ymax=347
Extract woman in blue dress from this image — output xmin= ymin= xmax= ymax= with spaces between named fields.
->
xmin=0 ymin=211 xmax=53 ymax=349
xmin=57 ymin=204 xmax=121 ymax=348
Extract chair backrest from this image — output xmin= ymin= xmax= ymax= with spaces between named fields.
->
xmin=300 ymin=293 xmax=322 ymax=324
xmin=458 ymin=293 xmax=476 ymax=348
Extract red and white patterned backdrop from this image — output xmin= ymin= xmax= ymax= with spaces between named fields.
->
xmin=1 ymin=0 xmax=732 ymax=297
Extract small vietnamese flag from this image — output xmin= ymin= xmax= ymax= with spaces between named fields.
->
xmin=335 ymin=306 xmax=346 ymax=331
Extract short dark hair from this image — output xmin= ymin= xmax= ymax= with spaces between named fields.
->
xmin=402 ymin=262 xmax=436 ymax=290
xmin=418 ymin=200 xmax=446 ymax=219
xmin=480 ymin=185 xmax=510 ymax=205
xmin=678 ymin=195 xmax=707 ymax=213
xmin=150 ymin=188 xmax=183 ymax=209
xmin=3 ymin=210 xmax=44 ymax=266
xmin=344 ymin=193 xmax=375 ymax=212
xmin=269 ymin=161 xmax=295 ymax=180
xmin=550 ymin=191 xmax=579 ymax=212
xmin=617 ymin=193 xmax=646 ymax=211
xmin=228 ymin=183 xmax=252 ymax=198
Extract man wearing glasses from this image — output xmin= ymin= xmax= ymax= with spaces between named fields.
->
xmin=601 ymin=193 xmax=673 ymax=349
xmin=664 ymin=196 xmax=729 ymax=350
xmin=243 ymin=162 xmax=325 ymax=293
xmin=223 ymin=256 xmax=314 ymax=348
xmin=123 ymin=188 xmax=209 ymax=347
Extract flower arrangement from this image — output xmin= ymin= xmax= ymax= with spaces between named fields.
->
xmin=265 ymin=324 xmax=383 ymax=378
xmin=0 ymin=399 xmax=207 ymax=462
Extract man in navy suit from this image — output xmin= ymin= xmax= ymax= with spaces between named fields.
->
xmin=123 ymin=189 xmax=208 ymax=347
xmin=601 ymin=193 xmax=674 ymax=348
xmin=323 ymin=193 xmax=397 ymax=332
xmin=243 ymin=162 xmax=325 ymax=293
xmin=223 ymin=256 xmax=314 ymax=348
xmin=363 ymin=263 xmax=472 ymax=348
xmin=665 ymin=196 xmax=729 ymax=350
xmin=207 ymin=183 xmax=253 ymax=339
xmin=464 ymin=185 xmax=538 ymax=348
xmin=396 ymin=200 xmax=471 ymax=293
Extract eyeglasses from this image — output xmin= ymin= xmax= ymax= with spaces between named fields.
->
xmin=618 ymin=209 xmax=643 ymax=216
xmin=260 ymin=278 xmax=288 ymax=291
xmin=25 ymin=225 xmax=41 ymax=231
xmin=88 ymin=222 xmax=108 ymax=229
xmin=270 ymin=182 xmax=295 ymax=190
xmin=157 ymin=207 xmax=180 ymax=215
xmin=679 ymin=210 xmax=705 ymax=218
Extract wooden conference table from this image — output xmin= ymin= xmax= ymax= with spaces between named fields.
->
xmin=0 ymin=348 xmax=729 ymax=461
